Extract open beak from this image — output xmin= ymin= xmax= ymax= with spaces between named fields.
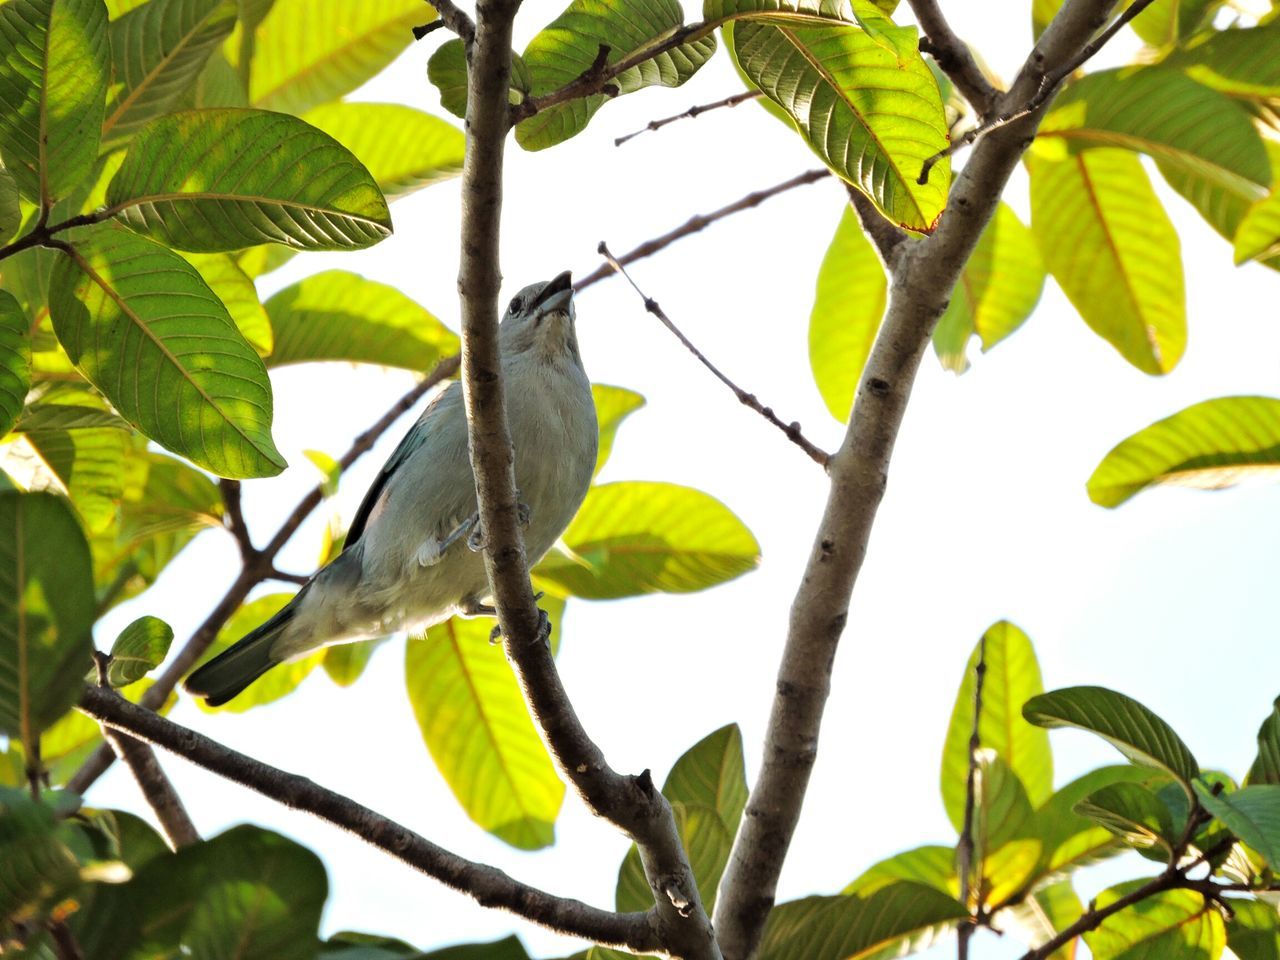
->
xmin=534 ymin=270 xmax=573 ymax=315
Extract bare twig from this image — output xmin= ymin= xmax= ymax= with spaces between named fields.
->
xmin=575 ymin=169 xmax=830 ymax=292
xmin=46 ymin=920 xmax=85 ymax=960
xmin=598 ymin=243 xmax=830 ymax=468
xmin=614 ymin=90 xmax=763 ymax=146
xmin=66 ymin=356 xmax=461 ymax=795
xmin=917 ymin=0 xmax=1160 ymax=184
xmin=956 ymin=637 xmax=988 ymax=960
xmin=423 ymin=0 xmax=475 ymax=46
xmin=712 ymin=3 xmax=1136 ymax=956
xmin=907 ymin=0 xmax=1000 ymax=116
xmin=76 ymin=685 xmax=659 ymax=951
xmin=412 ymin=20 xmax=446 ymax=39
xmin=0 ymin=209 xmax=108 ymax=263
xmin=218 ymin=479 xmax=255 ymax=563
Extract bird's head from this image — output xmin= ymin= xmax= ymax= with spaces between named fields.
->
xmin=499 ymin=271 xmax=581 ymax=364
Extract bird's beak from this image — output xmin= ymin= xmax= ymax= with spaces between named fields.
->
xmin=534 ymin=270 xmax=573 ymax=316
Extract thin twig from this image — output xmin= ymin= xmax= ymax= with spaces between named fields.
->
xmin=917 ymin=0 xmax=1160 ymax=184
xmin=46 ymin=920 xmax=85 ymax=960
xmin=575 ymin=169 xmax=830 ymax=292
xmin=598 ymin=242 xmax=830 ymax=468
xmin=956 ymin=636 xmax=988 ymax=960
xmin=614 ymin=90 xmax=763 ymax=146
xmin=66 ymin=356 xmax=460 ymax=795
xmin=412 ymin=20 xmax=446 ymax=39
xmin=0 ymin=210 xmax=107 ymax=263
xmin=906 ymin=0 xmax=1000 ymax=116
xmin=218 ymin=479 xmax=255 ymax=563
xmin=76 ymin=685 xmax=660 ymax=951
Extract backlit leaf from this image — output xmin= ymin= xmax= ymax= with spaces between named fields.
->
xmin=107 ymin=109 xmax=391 ymax=252
xmin=844 ymin=845 xmax=956 ymax=898
xmin=1235 ymin=186 xmax=1280 ymax=264
xmin=1087 ymin=396 xmax=1280 ymax=507
xmin=0 ymin=291 xmax=30 ymax=437
xmin=1194 ymin=781 xmax=1280 ymax=870
xmin=100 ymin=616 xmax=173 ymax=687
xmin=0 ymin=0 xmax=109 ymax=203
xmin=616 ymin=802 xmax=731 ymax=912
xmin=48 ymin=227 xmax=285 ymax=478
xmin=406 ymin=616 xmax=563 ymax=850
xmin=180 ymin=251 xmax=273 ymax=356
xmin=591 ymin=384 xmax=644 ymax=477
xmin=20 ymin=422 xmax=127 ymax=533
xmin=1164 ymin=23 xmax=1280 ymax=114
xmin=664 ymin=723 xmax=748 ymax=830
xmin=1074 ymin=781 xmax=1177 ymax=853
xmin=1028 ymin=147 xmax=1185 ymax=375
xmin=533 ymin=481 xmax=760 ymax=599
xmin=1247 ymin=700 xmax=1280 ymax=786
xmin=1085 ymin=883 xmax=1223 ymax=960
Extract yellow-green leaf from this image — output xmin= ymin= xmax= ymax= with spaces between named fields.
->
xmin=591 ymin=383 xmax=644 ymax=477
xmin=533 ymin=481 xmax=760 ymax=599
xmin=0 ymin=291 xmax=31 ymax=437
xmin=264 ymin=270 xmax=457 ymax=370
xmin=0 ymin=0 xmax=109 ymax=204
xmin=180 ymin=251 xmax=273 ymax=356
xmin=97 ymin=615 xmax=174 ymax=687
xmin=808 ymin=204 xmax=887 ymax=423
xmin=107 ymin=109 xmax=391 ymax=252
xmin=405 ymin=617 xmax=563 ymax=850
xmin=1028 ymin=147 xmax=1185 ymax=375
xmin=1088 ymin=396 xmax=1280 ymax=507
xmin=1235 ymin=185 xmax=1280 ymax=264
xmin=1085 ymin=884 xmax=1223 ymax=960
xmin=48 ymin=227 xmax=286 ymax=479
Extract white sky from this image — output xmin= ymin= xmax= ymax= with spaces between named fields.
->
xmin=86 ymin=3 xmax=1280 ymax=958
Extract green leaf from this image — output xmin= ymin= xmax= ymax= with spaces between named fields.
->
xmin=592 ymin=384 xmax=645 ymax=477
xmin=616 ymin=802 xmax=731 ymax=912
xmin=1002 ymin=880 xmax=1084 ymax=960
xmin=1164 ymin=23 xmax=1280 ymax=113
xmin=183 ymin=48 xmax=248 ymax=108
xmin=728 ymin=16 xmax=950 ymax=232
xmin=971 ymin=753 xmax=1039 ymax=906
xmin=808 ymin=204 xmax=886 ymax=422
xmin=1247 ymin=700 xmax=1280 ymax=786
xmin=514 ymin=0 xmax=717 ymax=151
xmin=1028 ymin=767 xmax=1158 ymax=880
xmin=237 ymin=0 xmax=425 ymax=115
xmin=0 ymin=491 xmax=94 ymax=749
xmin=1023 ymin=686 xmax=1199 ymax=791
xmin=18 ymin=421 xmax=127 ymax=534
xmin=0 ymin=291 xmax=31 ymax=437
xmin=1225 ymin=898 xmax=1280 ymax=960
xmin=180 ymin=251 xmax=273 ymax=356
xmin=102 ymin=0 xmax=238 ymax=148
xmin=941 ymin=621 xmax=1052 ymax=832
xmin=194 ymin=594 xmax=322 ymax=712
xmin=99 ymin=616 xmax=173 ymax=687
xmin=1028 ymin=147 xmax=1185 ymax=375
xmin=1074 ymin=781 xmax=1177 ymax=853
xmin=428 ymin=40 xmax=535 ymax=121
xmin=932 ymin=202 xmax=1044 ymax=373
xmin=0 ymin=168 xmax=19 ymax=241
xmin=321 ymin=637 xmax=385 ymax=688
xmin=1130 ymin=0 xmax=1225 ymax=49
xmin=107 ymin=109 xmax=391 ymax=252
xmin=664 ymin=723 xmax=748 ymax=830
xmin=405 ymin=617 xmax=564 ymax=850
xmin=532 ymin=481 xmax=760 ymax=599
xmin=0 ymin=786 xmax=84 ymax=924
xmin=1086 ymin=396 xmax=1280 ymax=508
xmin=1235 ymin=186 xmax=1280 ymax=264
xmin=264 ymin=270 xmax=457 ymax=369
xmin=1194 ymin=781 xmax=1280 ymax=870
xmin=843 ymin=845 xmax=956 ymax=898
xmin=301 ymin=102 xmax=465 ymax=202
xmin=1084 ymin=883 xmax=1224 ymax=960
xmin=48 ymin=227 xmax=285 ymax=479
xmin=113 ymin=825 xmax=327 ymax=959
xmin=322 ymin=933 xmax=531 ymax=960
xmin=756 ymin=883 xmax=969 ymax=960
xmin=1038 ymin=67 xmax=1271 ymax=195
xmin=0 ymin=0 xmax=109 ymax=203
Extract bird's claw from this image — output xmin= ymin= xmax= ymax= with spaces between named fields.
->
xmin=489 ymin=602 xmax=551 ymax=646
xmin=466 ymin=500 xmax=532 ymax=553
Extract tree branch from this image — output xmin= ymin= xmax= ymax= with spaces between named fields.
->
xmin=712 ymin=3 xmax=1131 ymax=957
xmin=76 ymin=685 xmax=658 ymax=951
xmin=956 ymin=636 xmax=988 ymax=960
xmin=103 ymin=729 xmax=200 ymax=849
xmin=598 ymin=243 xmax=830 ymax=467
xmin=455 ymin=2 xmax=721 ymax=955
xmin=907 ymin=0 xmax=999 ymax=116
xmin=575 ymin=169 xmax=830 ymax=292
xmin=66 ymin=356 xmax=460 ymax=795
xmin=614 ymin=90 xmax=763 ymax=146
xmin=423 ymin=0 xmax=476 ymax=46
xmin=845 ymin=185 xmax=908 ymax=267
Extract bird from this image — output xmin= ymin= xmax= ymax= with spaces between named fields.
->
xmin=184 ymin=271 xmax=598 ymax=706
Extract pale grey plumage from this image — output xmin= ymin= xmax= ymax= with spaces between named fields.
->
xmin=185 ymin=272 xmax=597 ymax=706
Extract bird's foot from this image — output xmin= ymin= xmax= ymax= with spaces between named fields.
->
xmin=465 ymin=500 xmax=532 ymax=553
xmin=458 ymin=596 xmax=496 ymax=619
xmin=486 ymin=594 xmax=549 ymax=645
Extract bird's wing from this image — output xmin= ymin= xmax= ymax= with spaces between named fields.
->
xmin=343 ymin=381 xmax=466 ymax=550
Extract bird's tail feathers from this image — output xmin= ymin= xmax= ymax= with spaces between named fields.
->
xmin=183 ymin=601 xmax=298 ymax=707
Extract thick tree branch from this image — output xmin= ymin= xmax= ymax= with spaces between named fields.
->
xmin=598 ymin=243 xmax=829 ymax=467
xmin=712 ymin=3 xmax=1130 ymax=957
xmin=576 ymin=169 xmax=830 ymax=291
xmin=906 ymin=0 xmax=999 ymax=116
xmin=614 ymin=90 xmax=763 ymax=146
xmin=67 ymin=356 xmax=460 ymax=794
xmin=456 ymin=2 xmax=720 ymax=956
xmin=77 ymin=685 xmax=657 ymax=951
xmin=424 ymin=0 xmax=476 ymax=46
xmin=845 ymin=185 xmax=908 ymax=266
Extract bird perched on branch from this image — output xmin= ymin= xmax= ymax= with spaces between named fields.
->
xmin=185 ymin=271 xmax=597 ymax=706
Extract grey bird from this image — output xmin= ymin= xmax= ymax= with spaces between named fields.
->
xmin=184 ymin=271 xmax=597 ymax=706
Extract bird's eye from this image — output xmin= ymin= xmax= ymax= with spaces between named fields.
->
xmin=508 ymin=296 xmax=523 ymax=314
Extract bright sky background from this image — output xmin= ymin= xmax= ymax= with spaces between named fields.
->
xmin=86 ymin=3 xmax=1280 ymax=958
